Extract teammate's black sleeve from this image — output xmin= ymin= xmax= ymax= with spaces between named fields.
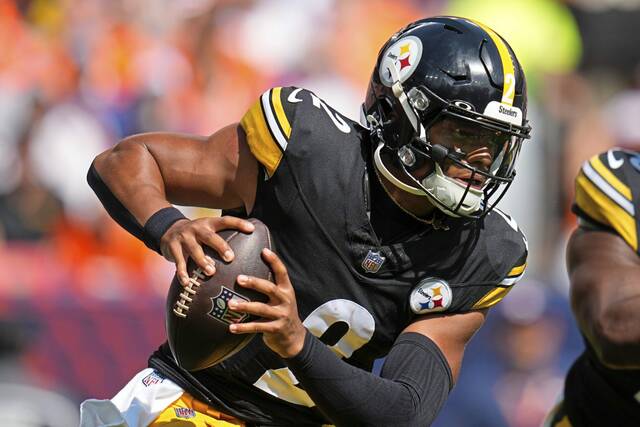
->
xmin=285 ymin=332 xmax=453 ymax=427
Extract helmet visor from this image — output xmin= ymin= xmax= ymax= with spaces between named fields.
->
xmin=420 ymin=116 xmax=521 ymax=190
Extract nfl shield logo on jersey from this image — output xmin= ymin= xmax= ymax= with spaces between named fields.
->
xmin=174 ymin=407 xmax=196 ymax=419
xmin=409 ymin=278 xmax=452 ymax=314
xmin=208 ymin=286 xmax=250 ymax=325
xmin=362 ymin=250 xmax=385 ymax=273
xmin=142 ymin=371 xmax=165 ymax=387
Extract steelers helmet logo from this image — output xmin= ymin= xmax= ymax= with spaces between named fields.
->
xmin=409 ymin=278 xmax=452 ymax=314
xmin=379 ymin=36 xmax=423 ymax=87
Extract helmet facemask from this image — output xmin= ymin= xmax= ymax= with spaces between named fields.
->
xmin=368 ymin=80 xmax=529 ymax=219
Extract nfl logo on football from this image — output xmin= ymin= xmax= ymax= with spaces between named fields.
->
xmin=208 ymin=286 xmax=250 ymax=325
xmin=362 ymin=250 xmax=385 ymax=273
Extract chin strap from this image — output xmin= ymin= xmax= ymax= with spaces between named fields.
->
xmin=373 ymin=141 xmax=484 ymax=218
xmin=373 ymin=142 xmax=428 ymax=197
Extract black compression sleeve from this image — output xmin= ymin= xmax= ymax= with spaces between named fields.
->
xmin=87 ymin=161 xmax=145 ymax=242
xmin=87 ymin=162 xmax=188 ymax=253
xmin=285 ymin=332 xmax=453 ymax=427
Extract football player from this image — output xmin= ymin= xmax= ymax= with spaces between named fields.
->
xmin=81 ymin=17 xmax=531 ymax=427
xmin=544 ymin=149 xmax=640 ymax=426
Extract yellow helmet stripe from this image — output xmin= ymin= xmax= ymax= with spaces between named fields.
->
xmin=472 ymin=20 xmax=516 ymax=106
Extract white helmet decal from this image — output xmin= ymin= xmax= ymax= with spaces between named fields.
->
xmin=483 ymin=101 xmax=523 ymax=126
xmin=379 ymin=36 xmax=423 ymax=87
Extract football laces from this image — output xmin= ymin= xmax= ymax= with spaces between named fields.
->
xmin=173 ymin=268 xmax=205 ymax=318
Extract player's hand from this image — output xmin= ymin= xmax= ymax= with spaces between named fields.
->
xmin=160 ymin=216 xmax=255 ymax=286
xmin=228 ymin=248 xmax=307 ymax=359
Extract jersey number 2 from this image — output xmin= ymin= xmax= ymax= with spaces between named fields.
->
xmin=252 ymin=299 xmax=375 ymax=407
xmin=287 ymin=88 xmax=351 ymax=134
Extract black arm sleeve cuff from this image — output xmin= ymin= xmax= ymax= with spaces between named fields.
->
xmin=87 ymin=162 xmax=186 ymax=253
xmin=142 ymin=207 xmax=187 ymax=253
xmin=87 ymin=161 xmax=145 ymax=242
xmin=285 ymin=332 xmax=453 ymax=427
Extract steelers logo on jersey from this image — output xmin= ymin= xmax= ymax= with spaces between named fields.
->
xmin=409 ymin=278 xmax=452 ymax=314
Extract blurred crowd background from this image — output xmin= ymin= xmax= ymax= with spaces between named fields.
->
xmin=1 ymin=0 xmax=639 ymax=425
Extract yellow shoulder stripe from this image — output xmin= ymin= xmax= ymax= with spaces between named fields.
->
xmin=472 ymin=287 xmax=512 ymax=310
xmin=507 ymin=263 xmax=526 ymax=277
xmin=472 ymin=261 xmax=526 ymax=309
xmin=576 ymin=173 xmax=638 ymax=251
xmin=239 ymin=87 xmax=296 ymax=178
xmin=240 ymin=98 xmax=283 ymax=178
xmin=271 ymin=87 xmax=291 ymax=138
xmin=590 ymin=156 xmax=631 ymax=200
xmin=472 ymin=20 xmax=515 ymax=106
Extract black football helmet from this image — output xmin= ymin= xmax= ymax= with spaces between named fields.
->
xmin=363 ymin=16 xmax=531 ymax=218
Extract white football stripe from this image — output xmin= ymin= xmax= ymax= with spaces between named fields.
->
xmin=260 ymin=90 xmax=288 ymax=152
xmin=582 ymin=162 xmax=634 ymax=215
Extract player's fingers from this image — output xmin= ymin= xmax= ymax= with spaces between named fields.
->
xmin=228 ymin=299 xmax=278 ymax=320
xmin=214 ymin=216 xmax=256 ymax=234
xmin=236 ymin=275 xmax=279 ymax=299
xmin=182 ymin=235 xmax=216 ymax=276
xmin=261 ymin=248 xmax=291 ymax=288
xmin=229 ymin=320 xmax=274 ymax=335
xmin=169 ymin=242 xmax=190 ymax=286
xmin=196 ymin=227 xmax=234 ymax=263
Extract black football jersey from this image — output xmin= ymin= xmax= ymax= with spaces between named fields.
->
xmin=150 ymin=87 xmax=528 ymax=426
xmin=560 ymin=149 xmax=640 ymax=426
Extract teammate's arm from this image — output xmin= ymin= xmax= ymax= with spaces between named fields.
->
xmin=568 ymin=227 xmax=640 ymax=369
xmin=89 ymin=124 xmax=258 ymax=284
xmin=231 ymin=249 xmax=486 ymax=426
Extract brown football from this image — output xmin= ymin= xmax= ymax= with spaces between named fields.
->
xmin=166 ymin=218 xmax=271 ymax=371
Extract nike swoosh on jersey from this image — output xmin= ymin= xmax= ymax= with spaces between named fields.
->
xmin=607 ymin=149 xmax=624 ymax=169
xmin=288 ymin=88 xmax=303 ymax=103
